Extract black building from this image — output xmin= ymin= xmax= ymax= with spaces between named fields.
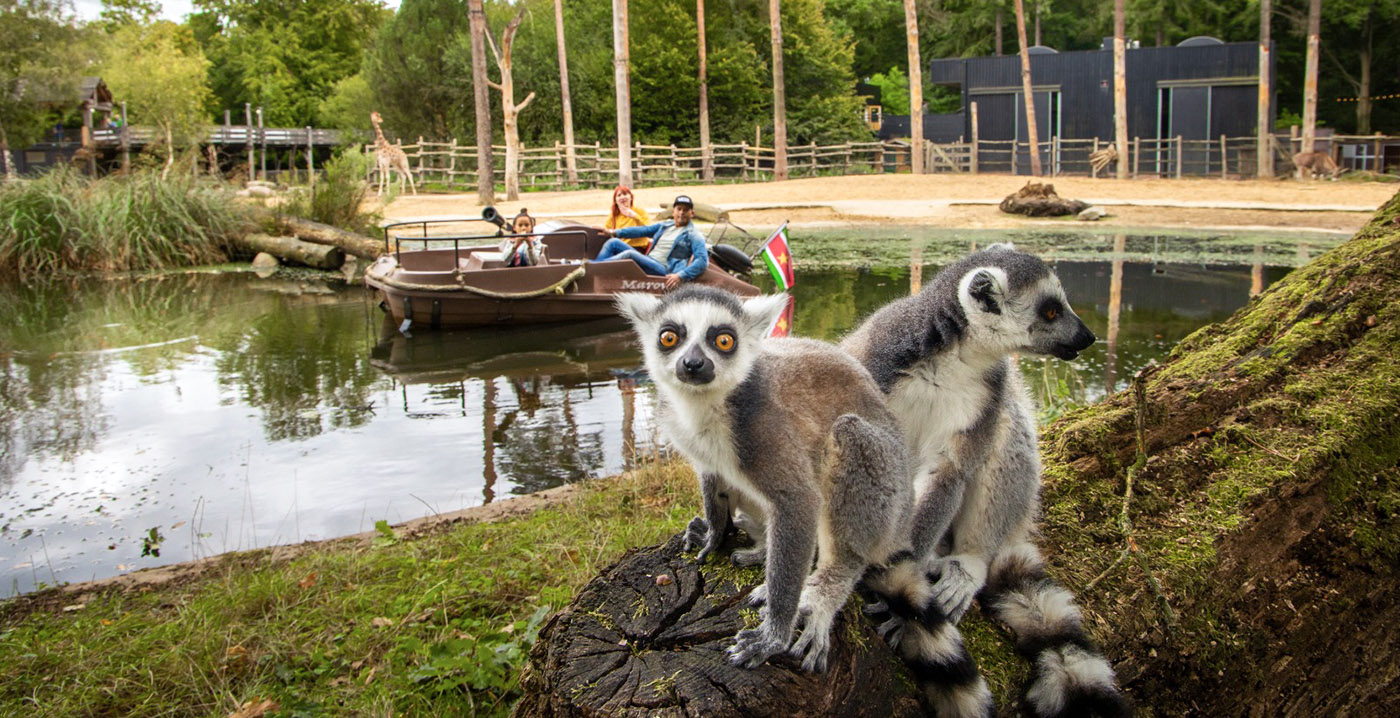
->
xmin=917 ymin=37 xmax=1271 ymax=175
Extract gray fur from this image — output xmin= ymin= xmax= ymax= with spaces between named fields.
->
xmin=617 ymin=287 xmax=915 ymax=673
xmin=843 ymin=245 xmax=1129 ymax=716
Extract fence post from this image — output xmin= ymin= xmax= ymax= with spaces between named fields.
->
xmin=1091 ymin=137 xmax=1099 ymax=179
xmin=306 ymin=127 xmax=314 ymax=187
xmin=256 ymin=107 xmax=265 ymax=181
xmin=244 ymin=103 xmax=254 ymax=181
xmin=1132 ymin=136 xmax=1140 ymax=178
xmin=1052 ymin=135 xmax=1060 ymax=176
xmin=1011 ymin=140 xmax=1018 ymax=175
xmin=1220 ymin=134 xmax=1227 ymax=179
xmin=120 ymin=102 xmax=131 ymax=173
xmin=1176 ymin=135 xmax=1183 ymax=179
xmin=741 ymin=141 xmax=749 ymax=181
xmin=1375 ymin=133 xmax=1384 ymax=172
xmin=670 ymin=144 xmax=679 ymax=183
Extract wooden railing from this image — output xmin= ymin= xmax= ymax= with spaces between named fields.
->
xmin=366 ymin=133 xmax=1399 ymax=189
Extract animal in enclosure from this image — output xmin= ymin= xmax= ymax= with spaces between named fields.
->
xmin=1292 ymin=150 xmax=1342 ymax=180
xmin=369 ymin=111 xmax=417 ymax=196
xmin=617 ymin=287 xmax=981 ymax=703
xmin=842 ymin=244 xmax=1131 ymax=718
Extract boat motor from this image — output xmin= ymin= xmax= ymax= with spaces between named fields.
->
xmin=482 ymin=206 xmax=508 ymax=235
xmin=710 ymin=243 xmax=753 ymax=275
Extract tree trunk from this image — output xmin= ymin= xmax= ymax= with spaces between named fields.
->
xmin=1257 ymin=0 xmax=1273 ymax=178
xmin=1113 ymin=0 xmax=1128 ymax=179
xmin=1027 ymin=190 xmax=1400 ymax=714
xmin=514 ymin=535 xmax=924 ymax=717
xmin=0 ymin=119 xmax=14 ymax=182
xmin=1357 ymin=14 xmax=1372 ymax=136
xmin=768 ymin=0 xmax=788 ymax=181
xmin=1013 ymin=0 xmax=1042 ymax=176
xmin=469 ymin=0 xmax=494 ymax=205
xmin=1300 ymin=0 xmax=1321 ymax=157
xmin=698 ymin=0 xmax=713 ymax=181
xmin=277 ymin=216 xmax=383 ymax=259
xmin=161 ymin=123 xmax=174 ymax=181
xmin=904 ymin=0 xmax=923 ymax=175
xmin=613 ymin=0 xmax=633 ymax=187
xmin=995 ymin=6 xmax=1003 ymax=56
xmin=489 ymin=8 xmax=535 ymax=201
xmin=554 ymin=0 xmax=578 ymax=185
xmin=237 ymin=234 xmax=346 ymax=270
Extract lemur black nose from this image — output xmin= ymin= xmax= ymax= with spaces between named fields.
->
xmin=682 ymin=356 xmax=705 ymax=372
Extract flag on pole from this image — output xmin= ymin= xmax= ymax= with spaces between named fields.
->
xmin=757 ymin=222 xmax=794 ymax=291
xmin=766 ymin=295 xmax=795 ymax=338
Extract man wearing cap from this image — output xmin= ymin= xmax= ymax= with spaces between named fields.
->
xmin=595 ymin=194 xmax=708 ymax=290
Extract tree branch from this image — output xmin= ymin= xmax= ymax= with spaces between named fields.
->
xmin=515 ymin=92 xmax=536 ymax=113
xmin=487 ymin=79 xmax=504 ymax=93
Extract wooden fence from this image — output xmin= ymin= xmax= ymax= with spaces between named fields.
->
xmin=370 ymin=133 xmax=1398 ymax=189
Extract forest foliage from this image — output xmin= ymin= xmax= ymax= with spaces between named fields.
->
xmin=2 ymin=0 xmax=1399 ymax=164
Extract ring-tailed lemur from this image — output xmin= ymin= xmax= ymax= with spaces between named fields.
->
xmin=842 ymin=244 xmax=1131 ymax=718
xmin=616 ymin=286 xmax=987 ymax=702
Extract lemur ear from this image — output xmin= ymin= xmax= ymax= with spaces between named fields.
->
xmin=615 ymin=292 xmax=662 ymax=328
xmin=742 ymin=293 xmax=790 ymax=336
xmin=965 ymin=268 xmax=1005 ymax=315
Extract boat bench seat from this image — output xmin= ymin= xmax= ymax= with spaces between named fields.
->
xmin=459 ymin=253 xmax=508 ymax=271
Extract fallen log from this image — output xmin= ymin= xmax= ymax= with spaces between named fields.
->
xmin=998 ymin=180 xmax=1089 ymax=217
xmin=278 ymin=216 xmax=384 ymax=259
xmin=236 ymin=233 xmax=345 ymax=270
xmin=514 ymin=534 xmax=922 ymax=718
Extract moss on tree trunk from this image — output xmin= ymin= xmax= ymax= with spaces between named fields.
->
xmin=1026 ymin=188 xmax=1400 ymax=716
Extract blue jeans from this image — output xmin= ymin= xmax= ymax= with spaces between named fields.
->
xmin=596 ymin=238 xmax=667 ymax=276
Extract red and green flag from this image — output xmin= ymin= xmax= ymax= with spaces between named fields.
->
xmin=767 ymin=295 xmax=795 ymax=338
xmin=757 ymin=222 xmax=794 ymax=291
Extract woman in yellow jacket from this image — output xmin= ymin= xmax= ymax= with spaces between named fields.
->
xmin=604 ymin=185 xmax=652 ymax=250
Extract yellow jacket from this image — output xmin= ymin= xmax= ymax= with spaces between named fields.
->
xmin=605 ymin=207 xmax=652 ymax=249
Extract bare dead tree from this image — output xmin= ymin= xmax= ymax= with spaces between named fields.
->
xmin=613 ymin=0 xmax=633 ymax=187
xmin=485 ymin=7 xmax=536 ymax=201
xmin=904 ymin=0 xmax=924 ymax=175
xmin=769 ymin=0 xmax=788 ymax=181
xmin=553 ymin=0 xmax=578 ymax=185
xmin=468 ymin=0 xmax=494 ymax=205
xmin=1014 ymin=0 xmax=1042 ymax=176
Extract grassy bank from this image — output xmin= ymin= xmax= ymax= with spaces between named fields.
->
xmin=0 ymin=462 xmax=697 ymax=717
xmin=0 ymin=168 xmax=255 ymax=278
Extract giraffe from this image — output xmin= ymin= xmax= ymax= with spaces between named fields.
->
xmin=369 ymin=111 xmax=417 ymax=196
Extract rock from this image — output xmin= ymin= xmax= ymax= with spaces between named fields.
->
xmin=1078 ymin=205 xmax=1108 ymax=221
xmin=999 ymin=181 xmax=1090 ymax=217
xmin=251 ymin=252 xmax=279 ymax=278
xmin=247 ymin=185 xmax=274 ymax=198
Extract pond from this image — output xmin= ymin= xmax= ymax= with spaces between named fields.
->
xmin=0 ymin=232 xmax=1304 ymax=596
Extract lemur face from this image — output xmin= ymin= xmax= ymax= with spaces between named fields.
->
xmin=617 ymin=287 xmax=789 ymax=396
xmin=957 ymin=252 xmax=1096 ymax=360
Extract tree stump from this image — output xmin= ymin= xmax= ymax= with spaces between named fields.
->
xmin=514 ymin=535 xmax=922 ymax=718
xmin=998 ymin=181 xmax=1090 ymax=217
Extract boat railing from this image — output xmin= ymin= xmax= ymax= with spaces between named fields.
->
xmin=380 ymin=217 xmax=589 ymax=268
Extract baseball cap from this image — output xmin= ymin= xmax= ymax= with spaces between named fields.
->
xmin=672 ymin=194 xmax=694 ymax=208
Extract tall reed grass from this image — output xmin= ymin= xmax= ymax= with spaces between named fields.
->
xmin=0 ymin=167 xmax=255 ymax=277
xmin=279 ymin=145 xmax=380 ymax=236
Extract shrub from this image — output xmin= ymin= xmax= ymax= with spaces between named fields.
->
xmin=279 ymin=145 xmax=380 ymax=235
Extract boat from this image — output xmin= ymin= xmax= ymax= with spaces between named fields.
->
xmin=365 ymin=210 xmax=761 ymax=330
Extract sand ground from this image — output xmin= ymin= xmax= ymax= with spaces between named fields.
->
xmin=379 ymin=173 xmax=1399 ymax=235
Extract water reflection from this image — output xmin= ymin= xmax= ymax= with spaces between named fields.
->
xmin=1 ymin=247 xmax=1290 ymax=595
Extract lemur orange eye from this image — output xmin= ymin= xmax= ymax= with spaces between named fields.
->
xmin=659 ymin=330 xmax=679 ymax=348
xmin=1043 ymin=307 xmax=1058 ymax=321
xmin=714 ymin=333 xmax=736 ymax=352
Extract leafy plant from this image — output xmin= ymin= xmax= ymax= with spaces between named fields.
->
xmin=279 ymin=145 xmax=380 ymax=235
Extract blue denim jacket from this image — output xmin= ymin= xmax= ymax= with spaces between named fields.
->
xmin=613 ymin=221 xmax=709 ymax=280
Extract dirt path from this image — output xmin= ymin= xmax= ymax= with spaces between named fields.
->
xmin=380 ymin=174 xmax=1397 ymax=235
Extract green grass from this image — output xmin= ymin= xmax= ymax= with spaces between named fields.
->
xmin=279 ymin=146 xmax=382 ymax=236
xmin=0 ymin=461 xmax=698 ymax=717
xmin=0 ymin=167 xmax=255 ymax=278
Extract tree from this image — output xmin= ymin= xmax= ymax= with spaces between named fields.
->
xmin=768 ymin=0 xmax=788 ymax=181
xmin=1258 ymin=0 xmax=1273 ymax=178
xmin=190 ymin=0 xmax=388 ymax=128
xmin=1320 ymin=0 xmax=1400 ymax=136
xmin=468 ymin=0 xmax=492 ymax=204
xmin=364 ymin=0 xmax=470 ymax=140
xmin=102 ymin=21 xmax=212 ymax=179
xmin=1013 ymin=0 xmax=1042 ymax=176
xmin=613 ymin=0 xmax=632 ymax=187
xmin=867 ymin=66 xmax=910 ymax=115
xmin=903 ymin=0 xmax=922 ymax=175
xmin=317 ymin=73 xmax=376 ymax=131
xmin=0 ymin=0 xmax=85 ymax=180
xmin=485 ymin=6 xmax=535 ymax=201
xmin=1113 ymin=0 xmax=1127 ymax=178
xmin=1300 ymin=0 xmax=1320 ymax=159
xmin=553 ymin=0 xmax=578 ymax=184
xmin=697 ymin=0 xmax=712 ymax=180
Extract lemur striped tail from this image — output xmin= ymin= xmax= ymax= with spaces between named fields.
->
xmin=863 ymin=554 xmax=995 ymax=718
xmin=983 ymin=542 xmax=1132 ymax=718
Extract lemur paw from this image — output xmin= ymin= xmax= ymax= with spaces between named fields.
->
xmin=863 ymin=599 xmax=889 ymax=617
xmin=728 ymin=627 xmax=787 ymax=668
xmin=683 ymin=516 xmax=722 ymax=562
xmin=746 ymin=583 xmax=768 ymax=607
xmin=789 ymin=625 xmax=831 ymax=673
xmin=730 ymin=546 xmax=766 ymax=567
xmin=929 ymin=554 xmax=988 ymax=623
xmin=876 ymin=617 xmax=908 ymax=646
